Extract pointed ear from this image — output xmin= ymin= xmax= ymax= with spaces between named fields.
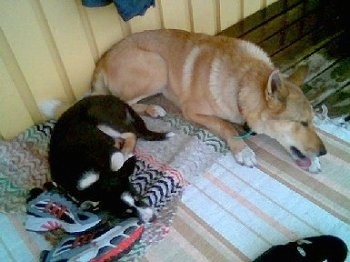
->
xmin=287 ymin=64 xmax=309 ymax=86
xmin=265 ymin=70 xmax=289 ymax=110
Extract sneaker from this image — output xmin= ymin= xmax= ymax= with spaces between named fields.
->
xmin=25 ymin=189 xmax=101 ymax=233
xmin=253 ymin=235 xmax=348 ymax=262
xmin=40 ymin=218 xmax=144 ymax=262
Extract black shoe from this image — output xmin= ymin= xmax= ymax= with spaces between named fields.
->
xmin=253 ymin=235 xmax=348 ymax=262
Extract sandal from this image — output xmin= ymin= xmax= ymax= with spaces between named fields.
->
xmin=253 ymin=235 xmax=348 ymax=262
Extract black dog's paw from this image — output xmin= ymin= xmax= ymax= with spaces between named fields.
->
xmin=118 ymin=155 xmax=137 ymax=174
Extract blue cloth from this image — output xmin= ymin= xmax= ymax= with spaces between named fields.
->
xmin=82 ymin=0 xmax=112 ymax=7
xmin=113 ymin=0 xmax=155 ymax=21
xmin=82 ymin=0 xmax=155 ymax=21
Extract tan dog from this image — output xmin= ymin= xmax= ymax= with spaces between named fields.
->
xmin=92 ymin=29 xmax=326 ymax=173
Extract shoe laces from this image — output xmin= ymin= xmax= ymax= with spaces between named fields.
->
xmin=73 ymin=231 xmax=97 ymax=247
xmin=72 ymin=225 xmax=110 ymax=248
xmin=36 ymin=190 xmax=79 ymax=223
xmin=45 ymin=201 xmax=68 ymax=219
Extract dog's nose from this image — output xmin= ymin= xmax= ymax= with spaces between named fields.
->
xmin=318 ymin=145 xmax=327 ymax=156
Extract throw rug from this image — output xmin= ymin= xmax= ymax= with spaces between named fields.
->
xmin=0 ymin=109 xmax=230 ymax=261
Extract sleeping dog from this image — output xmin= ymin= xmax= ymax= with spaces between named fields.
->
xmin=92 ymin=29 xmax=326 ymax=173
xmin=48 ymin=95 xmax=171 ymax=222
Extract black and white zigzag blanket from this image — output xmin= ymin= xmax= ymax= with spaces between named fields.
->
xmin=0 ymin=110 xmax=217 ymax=261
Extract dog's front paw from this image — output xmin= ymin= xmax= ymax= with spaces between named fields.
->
xmin=146 ymin=105 xmax=166 ymax=118
xmin=307 ymin=156 xmax=321 ymax=173
xmin=234 ymin=146 xmax=257 ymax=167
xmin=111 ymin=152 xmax=125 ymax=171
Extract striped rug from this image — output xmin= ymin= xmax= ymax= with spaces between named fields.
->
xmin=140 ymin=113 xmax=350 ymax=262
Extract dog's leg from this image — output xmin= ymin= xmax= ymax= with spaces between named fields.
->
xmin=109 ymin=132 xmax=137 ymax=172
xmin=183 ymin=111 xmax=257 ymax=167
xmin=110 ymin=152 xmax=126 ymax=171
xmin=77 ymin=170 xmax=100 ymax=190
xmin=97 ymin=124 xmax=126 ymax=171
xmin=97 ymin=124 xmax=121 ymax=138
xmin=97 ymin=125 xmax=137 ymax=170
xmin=120 ymin=132 xmax=137 ymax=158
xmin=130 ymin=103 xmax=167 ymax=118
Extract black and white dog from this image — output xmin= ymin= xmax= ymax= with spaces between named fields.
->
xmin=48 ymin=95 xmax=171 ymax=222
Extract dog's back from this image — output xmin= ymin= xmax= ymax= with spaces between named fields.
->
xmin=49 ymin=96 xmax=117 ymax=200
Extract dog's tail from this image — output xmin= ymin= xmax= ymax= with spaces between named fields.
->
xmin=39 ymin=99 xmax=70 ymax=120
xmin=125 ymin=107 xmax=174 ymax=141
xmin=137 ymin=129 xmax=175 ymax=141
xmin=91 ymin=60 xmax=110 ymax=95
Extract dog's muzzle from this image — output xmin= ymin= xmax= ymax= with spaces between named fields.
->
xmin=290 ymin=146 xmax=313 ymax=170
xmin=290 ymin=146 xmax=324 ymax=173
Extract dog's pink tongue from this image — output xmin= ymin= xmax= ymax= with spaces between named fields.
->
xmin=295 ymin=157 xmax=312 ymax=170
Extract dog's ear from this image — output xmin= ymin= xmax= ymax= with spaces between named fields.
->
xmin=265 ymin=70 xmax=289 ymax=111
xmin=287 ymin=64 xmax=309 ymax=86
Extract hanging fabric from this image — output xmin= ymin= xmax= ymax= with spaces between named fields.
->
xmin=82 ymin=0 xmax=155 ymax=21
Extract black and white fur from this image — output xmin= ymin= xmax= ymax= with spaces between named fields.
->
xmin=48 ymin=95 xmax=172 ymax=222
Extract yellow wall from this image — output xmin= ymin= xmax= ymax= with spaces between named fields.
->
xmin=0 ymin=0 xmax=277 ymax=139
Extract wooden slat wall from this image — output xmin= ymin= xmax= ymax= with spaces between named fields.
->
xmin=0 ymin=0 xmax=277 ymax=139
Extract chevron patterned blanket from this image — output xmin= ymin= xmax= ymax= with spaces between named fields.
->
xmin=0 ymin=116 xmax=186 ymax=261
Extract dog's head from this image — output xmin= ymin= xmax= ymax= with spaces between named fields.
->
xmin=77 ymin=156 xmax=155 ymax=222
xmin=252 ymin=65 xmax=326 ymax=173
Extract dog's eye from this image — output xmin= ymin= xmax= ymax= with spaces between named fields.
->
xmin=301 ymin=121 xmax=308 ymax=127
